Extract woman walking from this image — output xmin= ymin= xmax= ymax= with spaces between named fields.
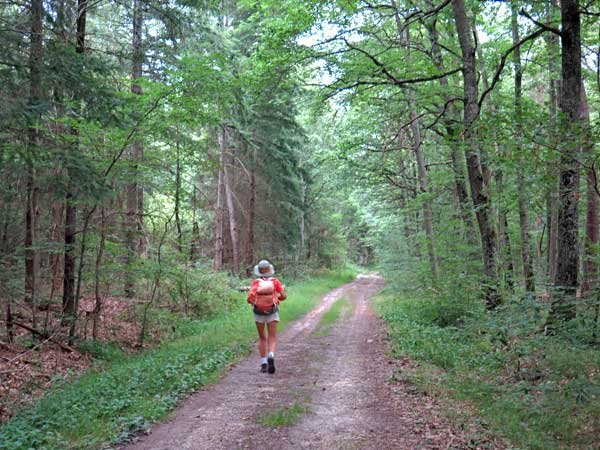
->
xmin=247 ymin=259 xmax=286 ymax=373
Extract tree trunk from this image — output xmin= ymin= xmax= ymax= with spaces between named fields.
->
xmin=451 ymin=0 xmax=501 ymax=308
xmin=407 ymin=90 xmax=439 ymax=280
xmin=391 ymin=15 xmax=438 ymax=280
xmin=175 ymin=139 xmax=183 ymax=254
xmin=92 ymin=207 xmax=106 ymax=340
xmin=214 ymin=145 xmax=225 ymax=272
xmin=190 ymin=186 xmax=201 ymax=261
xmin=246 ymin=148 xmax=256 ymax=267
xmin=220 ymin=127 xmax=240 ymax=275
xmin=511 ymin=0 xmax=535 ymax=293
xmin=25 ymin=0 xmax=43 ymax=327
xmin=581 ymin=84 xmax=597 ymax=292
xmin=548 ymin=0 xmax=582 ymax=324
xmin=545 ymin=0 xmax=560 ymax=283
xmin=64 ymin=0 xmax=88 ymax=340
xmin=425 ymin=17 xmax=475 ymax=243
xmin=496 ymin=170 xmax=515 ymax=292
xmin=124 ymin=0 xmax=144 ymax=297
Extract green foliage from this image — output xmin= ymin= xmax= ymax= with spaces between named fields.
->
xmin=375 ymin=290 xmax=600 ymax=449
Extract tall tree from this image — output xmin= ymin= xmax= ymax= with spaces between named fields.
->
xmin=125 ymin=0 xmax=145 ymax=297
xmin=548 ymin=0 xmax=583 ymax=324
xmin=451 ymin=0 xmax=501 ymax=307
xmin=511 ymin=0 xmax=535 ymax=293
xmin=25 ymin=0 xmax=43 ymax=327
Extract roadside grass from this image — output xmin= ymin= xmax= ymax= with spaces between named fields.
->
xmin=0 ymin=268 xmax=355 ymax=450
xmin=314 ymin=297 xmax=350 ymax=336
xmin=257 ymin=402 xmax=310 ymax=427
xmin=374 ymin=289 xmax=600 ymax=450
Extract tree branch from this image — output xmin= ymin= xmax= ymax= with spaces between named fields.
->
xmin=478 ymin=27 xmax=546 ymax=109
xmin=519 ymin=9 xmax=561 ymax=36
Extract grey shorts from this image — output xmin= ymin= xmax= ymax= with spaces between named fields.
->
xmin=254 ymin=310 xmax=280 ymax=324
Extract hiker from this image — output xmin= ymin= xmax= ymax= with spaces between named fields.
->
xmin=247 ymin=259 xmax=287 ymax=374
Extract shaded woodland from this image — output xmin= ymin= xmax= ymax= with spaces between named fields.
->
xmin=0 ymin=0 xmax=599 ymax=447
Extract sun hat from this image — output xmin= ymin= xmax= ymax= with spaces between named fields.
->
xmin=254 ymin=259 xmax=274 ymax=277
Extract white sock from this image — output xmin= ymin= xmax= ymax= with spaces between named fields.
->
xmin=268 ymin=352 xmax=274 ymax=359
xmin=260 ymin=357 xmax=268 ymax=365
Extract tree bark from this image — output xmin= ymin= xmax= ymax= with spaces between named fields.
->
xmin=545 ymin=0 xmax=560 ymax=282
xmin=246 ymin=156 xmax=256 ymax=266
xmin=581 ymin=84 xmax=597 ymax=292
xmin=125 ymin=0 xmax=144 ymax=297
xmin=64 ymin=0 xmax=88 ymax=341
xmin=496 ymin=170 xmax=515 ymax=292
xmin=190 ymin=186 xmax=201 ymax=261
xmin=221 ymin=127 xmax=240 ymax=275
xmin=25 ymin=0 xmax=43 ymax=326
xmin=214 ymin=138 xmax=225 ymax=272
xmin=451 ymin=0 xmax=501 ymax=308
xmin=548 ymin=0 xmax=582 ymax=324
xmin=511 ymin=0 xmax=535 ymax=293
xmin=425 ymin=17 xmax=475 ymax=243
xmin=92 ymin=207 xmax=106 ymax=340
xmin=175 ymin=139 xmax=183 ymax=254
xmin=390 ymin=3 xmax=438 ymax=280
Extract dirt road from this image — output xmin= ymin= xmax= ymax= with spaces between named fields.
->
xmin=124 ymin=274 xmax=470 ymax=450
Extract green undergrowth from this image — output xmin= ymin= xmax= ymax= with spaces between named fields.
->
xmin=314 ymin=297 xmax=350 ymax=336
xmin=0 ymin=268 xmax=356 ymax=450
xmin=257 ymin=402 xmax=310 ymax=427
xmin=374 ymin=287 xmax=600 ymax=450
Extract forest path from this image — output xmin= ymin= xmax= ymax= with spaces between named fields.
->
xmin=124 ymin=274 xmax=470 ymax=450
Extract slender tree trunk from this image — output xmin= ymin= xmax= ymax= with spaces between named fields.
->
xmin=408 ymin=90 xmax=438 ymax=280
xmin=548 ymin=0 xmax=582 ymax=324
xmin=581 ymin=84 xmax=597 ymax=292
xmin=425 ymin=17 xmax=475 ymax=242
xmin=451 ymin=0 xmax=501 ymax=308
xmin=390 ymin=7 xmax=438 ymax=279
xmin=511 ymin=0 xmax=535 ymax=293
xmin=64 ymin=0 xmax=88 ymax=340
xmin=5 ymin=294 xmax=13 ymax=343
xmin=220 ymin=127 xmax=240 ymax=275
xmin=25 ymin=0 xmax=43 ymax=328
xmin=62 ymin=192 xmax=76 ymax=319
xmin=546 ymin=0 xmax=560 ymax=282
xmin=214 ymin=139 xmax=225 ymax=272
xmin=92 ymin=207 xmax=106 ymax=340
xmin=175 ymin=139 xmax=183 ymax=254
xmin=125 ymin=0 xmax=144 ymax=296
xmin=190 ymin=186 xmax=201 ymax=261
xmin=496 ymin=170 xmax=515 ymax=292
xmin=246 ymin=159 xmax=256 ymax=265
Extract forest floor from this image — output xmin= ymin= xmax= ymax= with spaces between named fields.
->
xmin=122 ymin=274 xmax=500 ymax=450
xmin=0 ymin=296 xmax=142 ymax=422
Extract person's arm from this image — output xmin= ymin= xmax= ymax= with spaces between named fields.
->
xmin=247 ymin=280 xmax=259 ymax=305
xmin=274 ymin=278 xmax=287 ymax=301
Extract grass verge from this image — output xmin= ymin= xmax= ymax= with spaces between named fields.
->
xmin=0 ymin=268 xmax=355 ymax=450
xmin=257 ymin=402 xmax=310 ymax=427
xmin=314 ymin=297 xmax=350 ymax=336
xmin=373 ymin=289 xmax=600 ymax=450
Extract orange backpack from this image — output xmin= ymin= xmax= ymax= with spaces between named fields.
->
xmin=254 ymin=278 xmax=278 ymax=314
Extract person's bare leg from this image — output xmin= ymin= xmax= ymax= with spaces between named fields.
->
xmin=267 ymin=321 xmax=278 ymax=354
xmin=266 ymin=321 xmax=277 ymax=374
xmin=256 ymin=322 xmax=267 ymax=357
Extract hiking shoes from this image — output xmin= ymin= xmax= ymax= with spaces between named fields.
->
xmin=267 ymin=355 xmax=275 ymax=374
xmin=260 ymin=363 xmax=268 ymax=373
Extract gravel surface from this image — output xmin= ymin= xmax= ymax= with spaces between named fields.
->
xmin=123 ymin=274 xmax=477 ymax=450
